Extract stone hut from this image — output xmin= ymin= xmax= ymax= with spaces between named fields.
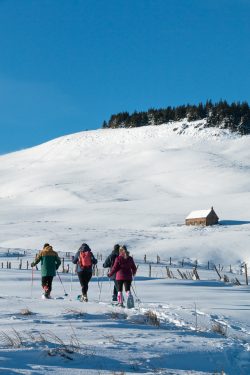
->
xmin=185 ymin=207 xmax=219 ymax=226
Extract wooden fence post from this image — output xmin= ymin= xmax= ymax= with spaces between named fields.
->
xmin=245 ymin=264 xmax=248 ymax=285
xmin=149 ymin=264 xmax=151 ymax=278
xmin=144 ymin=254 xmax=146 ymax=263
xmin=169 ymin=257 xmax=172 ymax=265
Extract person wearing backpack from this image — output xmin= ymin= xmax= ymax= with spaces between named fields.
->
xmin=103 ymin=244 xmax=120 ymax=302
xmin=108 ymin=245 xmax=137 ymax=307
xmin=72 ymin=243 xmax=97 ymax=302
xmin=31 ymin=243 xmax=61 ymax=299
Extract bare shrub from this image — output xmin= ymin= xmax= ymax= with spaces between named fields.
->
xmin=144 ymin=310 xmax=160 ymax=327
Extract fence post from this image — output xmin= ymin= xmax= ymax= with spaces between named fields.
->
xmin=62 ymin=258 xmax=65 ymax=272
xmin=144 ymin=254 xmax=146 ymax=263
xmin=149 ymin=264 xmax=151 ymax=278
xmin=169 ymin=257 xmax=172 ymax=265
xmin=245 ymin=264 xmax=248 ymax=285
xmin=26 ymin=261 xmax=29 ymax=269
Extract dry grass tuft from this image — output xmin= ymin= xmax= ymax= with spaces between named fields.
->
xmin=144 ymin=310 xmax=160 ymax=327
xmin=211 ymin=322 xmax=227 ymax=336
xmin=20 ymin=308 xmax=33 ymax=316
xmin=109 ymin=311 xmax=127 ymax=320
xmin=64 ymin=308 xmax=85 ymax=317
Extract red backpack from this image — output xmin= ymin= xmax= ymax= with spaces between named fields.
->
xmin=79 ymin=251 xmax=92 ymax=268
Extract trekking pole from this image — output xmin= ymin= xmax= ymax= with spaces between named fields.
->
xmin=57 ymin=271 xmax=68 ymax=296
xmin=31 ymin=266 xmax=34 ymax=298
xmin=70 ymin=266 xmax=74 ymax=300
xmin=96 ymin=267 xmax=103 ymax=302
xmin=132 ymin=276 xmax=141 ymax=303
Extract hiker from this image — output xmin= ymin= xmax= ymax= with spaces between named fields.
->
xmin=108 ymin=245 xmax=137 ymax=307
xmin=103 ymin=244 xmax=120 ymax=301
xmin=72 ymin=243 xmax=97 ymax=302
xmin=31 ymin=243 xmax=61 ymax=298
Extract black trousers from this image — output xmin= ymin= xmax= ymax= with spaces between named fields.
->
xmin=41 ymin=276 xmax=53 ymax=292
xmin=113 ymin=280 xmax=118 ymax=297
xmin=117 ymin=280 xmax=132 ymax=292
xmin=77 ymin=270 xmax=92 ymax=295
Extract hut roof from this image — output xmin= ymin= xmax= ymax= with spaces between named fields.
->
xmin=186 ymin=208 xmax=214 ymax=220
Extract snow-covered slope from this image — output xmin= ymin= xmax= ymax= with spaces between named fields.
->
xmin=1 ymin=120 xmax=250 ymax=265
xmin=1 ymin=121 xmax=250 ymax=375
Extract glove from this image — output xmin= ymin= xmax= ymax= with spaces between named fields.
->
xmin=31 ymin=262 xmax=35 ymax=267
xmin=107 ymin=272 xmax=111 ymax=278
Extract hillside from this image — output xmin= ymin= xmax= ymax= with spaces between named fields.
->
xmin=0 ymin=120 xmax=250 ymax=265
xmin=1 ymin=121 xmax=250 ymax=374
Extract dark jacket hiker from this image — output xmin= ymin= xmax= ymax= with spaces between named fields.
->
xmin=103 ymin=244 xmax=120 ymax=301
xmin=72 ymin=243 xmax=97 ymax=302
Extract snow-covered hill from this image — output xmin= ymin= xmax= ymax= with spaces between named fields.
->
xmin=1 ymin=121 xmax=250 ymax=375
xmin=1 ymin=120 xmax=250 ymax=265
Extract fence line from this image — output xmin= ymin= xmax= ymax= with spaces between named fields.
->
xmin=0 ymin=252 xmax=249 ymax=285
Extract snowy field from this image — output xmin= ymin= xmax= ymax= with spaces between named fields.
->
xmin=0 ymin=120 xmax=250 ymax=374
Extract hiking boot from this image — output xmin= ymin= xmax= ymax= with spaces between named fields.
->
xmin=112 ymin=294 xmax=118 ymax=302
xmin=43 ymin=286 xmax=50 ymax=298
xmin=80 ymin=294 xmax=88 ymax=302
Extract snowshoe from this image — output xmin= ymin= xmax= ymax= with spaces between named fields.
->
xmin=77 ymin=294 xmax=88 ymax=302
xmin=117 ymin=302 xmax=125 ymax=308
xmin=42 ymin=294 xmax=51 ymax=300
xmin=127 ymin=294 xmax=134 ymax=309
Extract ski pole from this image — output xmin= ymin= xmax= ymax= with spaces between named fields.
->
xmin=132 ymin=276 xmax=141 ymax=303
xmin=70 ymin=266 xmax=74 ymax=300
xmin=31 ymin=266 xmax=34 ymax=298
xmin=57 ymin=271 xmax=68 ymax=296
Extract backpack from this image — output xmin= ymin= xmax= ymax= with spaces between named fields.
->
xmin=79 ymin=251 xmax=92 ymax=268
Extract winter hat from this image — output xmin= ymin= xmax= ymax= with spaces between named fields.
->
xmin=119 ymin=245 xmax=129 ymax=256
xmin=43 ymin=243 xmax=50 ymax=248
xmin=79 ymin=243 xmax=91 ymax=252
xmin=114 ymin=244 xmax=120 ymax=253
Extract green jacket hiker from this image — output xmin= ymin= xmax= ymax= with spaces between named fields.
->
xmin=31 ymin=243 xmax=61 ymax=298
xmin=31 ymin=244 xmax=61 ymax=277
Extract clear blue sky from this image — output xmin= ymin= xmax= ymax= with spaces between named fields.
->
xmin=0 ymin=0 xmax=250 ymax=153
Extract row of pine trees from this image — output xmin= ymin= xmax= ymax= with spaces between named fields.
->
xmin=102 ymin=100 xmax=250 ymax=135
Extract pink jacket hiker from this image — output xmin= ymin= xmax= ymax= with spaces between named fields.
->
xmin=109 ymin=255 xmax=137 ymax=281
